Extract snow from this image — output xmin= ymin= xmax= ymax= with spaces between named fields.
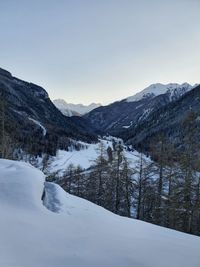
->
xmin=48 ymin=139 xmax=141 ymax=175
xmin=49 ymin=142 xmax=99 ymax=174
xmin=53 ymin=99 xmax=101 ymax=116
xmin=0 ymin=159 xmax=200 ymax=267
xmin=28 ymin=117 xmax=47 ymax=136
xmin=122 ymin=121 xmax=133 ymax=129
xmin=126 ymin=83 xmax=193 ymax=102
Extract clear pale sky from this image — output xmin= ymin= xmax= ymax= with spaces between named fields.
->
xmin=0 ymin=0 xmax=199 ymax=105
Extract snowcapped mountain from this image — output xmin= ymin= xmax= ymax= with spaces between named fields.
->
xmin=0 ymin=158 xmax=200 ymax=267
xmin=126 ymin=83 xmax=194 ymax=102
xmin=85 ymin=82 xmax=198 ymax=134
xmin=122 ymin=84 xmax=200 ymax=149
xmin=53 ymin=99 xmax=101 ymax=116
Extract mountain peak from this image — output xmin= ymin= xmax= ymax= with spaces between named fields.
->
xmin=53 ymin=99 xmax=101 ymax=116
xmin=126 ymin=83 xmax=194 ymax=102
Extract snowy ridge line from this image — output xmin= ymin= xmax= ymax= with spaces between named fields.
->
xmin=126 ymin=83 xmax=195 ymax=103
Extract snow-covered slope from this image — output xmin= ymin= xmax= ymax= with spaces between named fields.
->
xmin=53 ymin=99 xmax=101 ymax=116
xmin=47 ymin=139 xmax=141 ymax=175
xmin=0 ymin=159 xmax=200 ymax=267
xmin=126 ymin=83 xmax=194 ymax=102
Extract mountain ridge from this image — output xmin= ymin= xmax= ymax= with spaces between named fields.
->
xmin=85 ymin=82 xmax=197 ymax=134
xmin=126 ymin=82 xmax=194 ymax=102
xmin=120 ymin=84 xmax=200 ymax=150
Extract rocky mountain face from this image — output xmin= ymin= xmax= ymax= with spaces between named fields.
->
xmin=53 ymin=99 xmax=101 ymax=117
xmin=0 ymin=68 xmax=97 ymax=155
xmin=84 ymin=83 xmax=194 ymax=135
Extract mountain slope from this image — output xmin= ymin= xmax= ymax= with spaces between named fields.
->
xmin=0 ymin=67 xmax=97 ymax=155
xmin=121 ymin=84 xmax=200 ymax=149
xmin=53 ymin=99 xmax=101 ymax=116
xmin=0 ymin=159 xmax=200 ymax=267
xmin=84 ymin=83 xmax=194 ymax=135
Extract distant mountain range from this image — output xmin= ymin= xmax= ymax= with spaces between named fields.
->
xmin=53 ymin=99 xmax=101 ymax=117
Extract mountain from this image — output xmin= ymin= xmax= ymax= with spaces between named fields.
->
xmin=0 ymin=158 xmax=199 ymax=267
xmin=120 ymin=84 xmax=200 ymax=150
xmin=53 ymin=99 xmax=101 ymax=116
xmin=0 ymin=67 xmax=97 ymax=156
xmin=84 ymin=83 xmax=194 ymax=135
xmin=126 ymin=82 xmax=194 ymax=102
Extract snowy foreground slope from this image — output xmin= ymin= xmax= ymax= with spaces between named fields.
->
xmin=0 ymin=159 xmax=200 ymax=267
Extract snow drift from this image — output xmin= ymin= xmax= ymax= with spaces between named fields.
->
xmin=0 ymin=159 xmax=200 ymax=267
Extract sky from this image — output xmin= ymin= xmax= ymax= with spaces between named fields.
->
xmin=0 ymin=0 xmax=199 ymax=105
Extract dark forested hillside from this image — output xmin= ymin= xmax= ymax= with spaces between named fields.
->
xmin=0 ymin=68 xmax=97 ymax=157
xmin=84 ymin=83 xmax=193 ymax=135
xmin=119 ymin=85 xmax=200 ymax=151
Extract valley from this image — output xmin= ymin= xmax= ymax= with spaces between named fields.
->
xmin=0 ymin=67 xmax=200 ymax=266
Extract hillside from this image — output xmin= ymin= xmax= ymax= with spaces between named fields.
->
xmin=120 ymin=84 xmax=200 ymax=149
xmin=0 ymin=159 xmax=200 ymax=267
xmin=0 ymin=67 xmax=97 ymax=156
xmin=84 ymin=83 xmax=194 ymax=135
